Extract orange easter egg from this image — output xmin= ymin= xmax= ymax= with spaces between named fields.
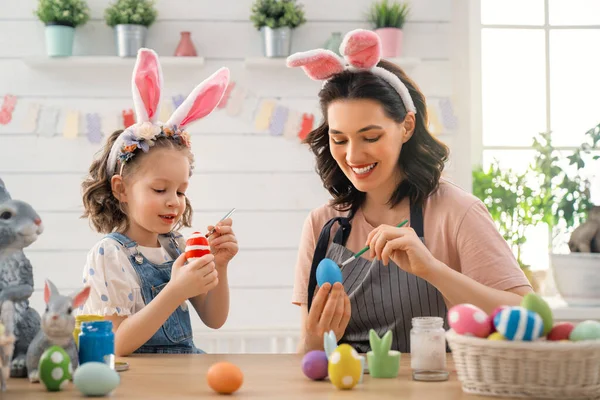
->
xmin=207 ymin=362 xmax=243 ymax=394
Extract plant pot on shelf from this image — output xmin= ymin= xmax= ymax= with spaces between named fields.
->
xmin=260 ymin=26 xmax=292 ymax=58
xmin=174 ymin=31 xmax=197 ymax=57
xmin=114 ymin=24 xmax=148 ymax=57
xmin=375 ymin=27 xmax=403 ymax=58
xmin=45 ymin=23 xmax=75 ymax=57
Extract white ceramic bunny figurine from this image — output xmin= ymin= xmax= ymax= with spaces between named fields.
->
xmin=25 ymin=280 xmax=90 ymax=383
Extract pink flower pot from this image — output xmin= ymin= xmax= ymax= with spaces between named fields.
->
xmin=375 ymin=28 xmax=403 ymax=58
xmin=174 ymin=31 xmax=197 ymax=57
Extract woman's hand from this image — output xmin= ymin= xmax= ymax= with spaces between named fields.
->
xmin=303 ymin=282 xmax=351 ymax=352
xmin=366 ymin=224 xmax=441 ymax=279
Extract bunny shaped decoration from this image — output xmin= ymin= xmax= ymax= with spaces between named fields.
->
xmin=25 ymin=280 xmax=90 ymax=383
xmin=366 ymin=329 xmax=400 ymax=378
xmin=0 ymin=177 xmax=43 ymax=378
xmin=106 ymin=48 xmax=230 ymax=178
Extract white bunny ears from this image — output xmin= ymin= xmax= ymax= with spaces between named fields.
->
xmin=107 ymin=48 xmax=230 ymax=176
xmin=286 ymin=29 xmax=416 ymax=114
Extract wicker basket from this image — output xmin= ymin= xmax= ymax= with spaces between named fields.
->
xmin=446 ymin=330 xmax=600 ymax=399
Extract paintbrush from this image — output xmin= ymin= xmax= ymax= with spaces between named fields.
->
xmin=205 ymin=208 xmax=236 ymax=238
xmin=340 ymin=219 xmax=409 ymax=267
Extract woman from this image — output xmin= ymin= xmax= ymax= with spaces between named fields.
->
xmin=287 ymin=30 xmax=532 ymax=354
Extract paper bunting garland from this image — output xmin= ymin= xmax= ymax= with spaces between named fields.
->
xmin=269 ymin=105 xmax=288 ymax=136
xmin=86 ymin=113 xmax=103 ymax=143
xmin=0 ymin=92 xmax=458 ymax=147
xmin=63 ymin=110 xmax=79 ymax=139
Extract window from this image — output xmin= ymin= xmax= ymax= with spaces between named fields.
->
xmin=478 ymin=0 xmax=600 ymax=269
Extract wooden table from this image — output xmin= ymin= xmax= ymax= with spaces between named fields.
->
xmin=6 ymin=354 xmax=517 ymax=399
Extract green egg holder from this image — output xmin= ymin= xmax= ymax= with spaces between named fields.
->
xmin=366 ymin=329 xmax=401 ymax=378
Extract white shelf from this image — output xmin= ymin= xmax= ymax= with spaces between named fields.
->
xmin=22 ymin=56 xmax=205 ymax=69
xmin=243 ymin=56 xmax=421 ymax=70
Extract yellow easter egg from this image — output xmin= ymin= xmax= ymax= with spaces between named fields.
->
xmin=488 ymin=332 xmax=506 ymax=341
xmin=328 ymin=344 xmax=362 ymax=390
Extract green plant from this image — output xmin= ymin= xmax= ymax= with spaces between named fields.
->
xmin=472 ymin=123 xmax=600 ymax=265
xmin=104 ymin=0 xmax=157 ymax=27
xmin=368 ymin=0 xmax=410 ymax=29
xmin=472 ymin=162 xmax=538 ymax=269
xmin=34 ymin=0 xmax=90 ymax=27
xmin=250 ymin=0 xmax=306 ymax=30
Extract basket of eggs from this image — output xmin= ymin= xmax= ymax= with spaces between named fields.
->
xmin=445 ymin=293 xmax=600 ymax=399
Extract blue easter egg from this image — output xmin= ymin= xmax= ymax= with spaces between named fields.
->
xmin=316 ymin=258 xmax=343 ymax=286
xmin=494 ymin=306 xmax=543 ymax=341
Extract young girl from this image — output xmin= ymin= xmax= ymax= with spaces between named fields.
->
xmin=287 ymin=30 xmax=532 ymax=354
xmin=79 ymin=49 xmax=238 ymax=356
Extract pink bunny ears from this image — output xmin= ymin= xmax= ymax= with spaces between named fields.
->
xmin=107 ymin=48 xmax=230 ymax=176
xmin=286 ymin=29 xmax=416 ymax=114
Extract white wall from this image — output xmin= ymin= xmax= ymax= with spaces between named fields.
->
xmin=0 ymin=0 xmax=466 ymax=352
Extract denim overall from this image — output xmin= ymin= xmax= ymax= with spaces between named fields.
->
xmin=106 ymin=232 xmax=203 ymax=354
xmin=307 ymin=202 xmax=449 ymax=353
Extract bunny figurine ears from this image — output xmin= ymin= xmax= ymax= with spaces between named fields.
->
xmin=286 ymin=29 xmax=416 ymax=114
xmin=107 ymin=48 xmax=230 ymax=176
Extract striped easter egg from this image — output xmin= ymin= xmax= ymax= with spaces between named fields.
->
xmin=493 ymin=306 xmax=544 ymax=341
xmin=185 ymin=232 xmax=211 ymax=260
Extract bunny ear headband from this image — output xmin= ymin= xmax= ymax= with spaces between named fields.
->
xmin=286 ymin=29 xmax=416 ymax=114
xmin=106 ymin=48 xmax=230 ymax=176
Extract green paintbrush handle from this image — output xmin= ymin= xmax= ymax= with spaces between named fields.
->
xmin=351 ymin=219 xmax=409 ymax=259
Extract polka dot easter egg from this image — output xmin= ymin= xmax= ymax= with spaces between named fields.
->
xmin=328 ymin=344 xmax=362 ymax=390
xmin=316 ymin=258 xmax=343 ymax=287
xmin=185 ymin=232 xmax=211 ymax=260
xmin=447 ymin=304 xmax=492 ymax=338
xmin=494 ymin=306 xmax=544 ymax=341
xmin=38 ymin=346 xmax=72 ymax=392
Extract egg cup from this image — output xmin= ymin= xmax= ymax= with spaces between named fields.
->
xmin=367 ymin=329 xmax=401 ymax=378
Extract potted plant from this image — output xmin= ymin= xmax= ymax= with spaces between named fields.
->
xmin=34 ymin=0 xmax=90 ymax=57
xmin=104 ymin=0 xmax=158 ymax=57
xmin=472 ymin=161 xmax=541 ymax=291
xmin=472 ymin=123 xmax=600 ymax=296
xmin=250 ymin=0 xmax=306 ymax=58
xmin=368 ymin=0 xmax=410 ymax=58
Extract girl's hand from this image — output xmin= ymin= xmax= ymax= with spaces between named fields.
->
xmin=170 ymin=253 xmax=218 ymax=300
xmin=366 ymin=224 xmax=440 ymax=279
xmin=206 ymin=218 xmax=239 ymax=267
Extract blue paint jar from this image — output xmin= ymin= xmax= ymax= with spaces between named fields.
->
xmin=78 ymin=320 xmax=114 ymax=366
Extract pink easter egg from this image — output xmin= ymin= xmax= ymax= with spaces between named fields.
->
xmin=448 ymin=304 xmax=492 ymax=338
xmin=185 ymin=232 xmax=211 ymax=260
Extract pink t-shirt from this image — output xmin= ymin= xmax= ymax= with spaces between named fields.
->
xmin=292 ymin=179 xmax=531 ymax=305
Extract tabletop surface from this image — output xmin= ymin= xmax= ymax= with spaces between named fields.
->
xmin=6 ymin=353 xmax=519 ymax=399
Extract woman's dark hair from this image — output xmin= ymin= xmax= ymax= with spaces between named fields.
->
xmin=304 ymin=59 xmax=449 ymax=212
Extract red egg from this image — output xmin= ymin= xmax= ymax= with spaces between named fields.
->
xmin=448 ymin=304 xmax=492 ymax=338
xmin=547 ymin=322 xmax=575 ymax=341
xmin=185 ymin=232 xmax=210 ymax=260
xmin=489 ymin=306 xmax=507 ymax=333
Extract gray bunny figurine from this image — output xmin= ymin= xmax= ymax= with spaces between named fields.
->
xmin=26 ymin=279 xmax=90 ymax=383
xmin=0 ymin=177 xmax=43 ymax=377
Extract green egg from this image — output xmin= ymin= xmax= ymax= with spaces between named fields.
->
xmin=570 ymin=320 xmax=600 ymax=341
xmin=521 ymin=293 xmax=553 ymax=335
xmin=38 ymin=346 xmax=72 ymax=392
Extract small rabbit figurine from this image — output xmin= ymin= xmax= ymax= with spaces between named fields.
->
xmin=366 ymin=329 xmax=401 ymax=378
xmin=0 ymin=177 xmax=43 ymax=377
xmin=25 ymin=280 xmax=90 ymax=383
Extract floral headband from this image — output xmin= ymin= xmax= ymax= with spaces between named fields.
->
xmin=286 ymin=29 xmax=416 ymax=114
xmin=107 ymin=48 xmax=230 ymax=176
